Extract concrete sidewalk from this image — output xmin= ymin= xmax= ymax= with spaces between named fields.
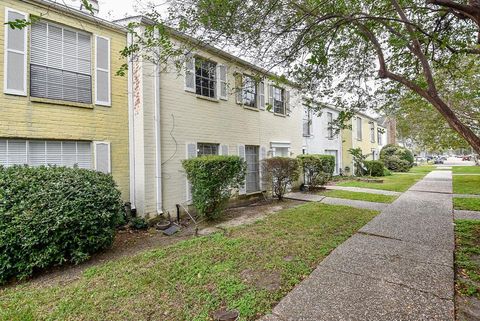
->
xmin=284 ymin=192 xmax=388 ymax=211
xmin=263 ymin=171 xmax=455 ymax=321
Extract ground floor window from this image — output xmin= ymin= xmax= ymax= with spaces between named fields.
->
xmin=245 ymin=145 xmax=260 ymax=193
xmin=0 ymin=139 xmax=92 ymax=169
xmin=197 ymin=143 xmax=219 ymax=157
xmin=274 ymin=147 xmax=289 ymax=157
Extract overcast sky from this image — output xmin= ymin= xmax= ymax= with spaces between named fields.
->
xmin=60 ymin=0 xmax=168 ymax=20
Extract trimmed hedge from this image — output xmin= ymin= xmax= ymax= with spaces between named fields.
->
xmin=298 ymin=154 xmax=335 ymax=187
xmin=380 ymin=144 xmax=414 ymax=172
xmin=364 ymin=160 xmax=385 ymax=177
xmin=262 ymin=157 xmax=300 ymax=200
xmin=183 ymin=155 xmax=246 ymax=220
xmin=0 ymin=166 xmax=124 ymax=284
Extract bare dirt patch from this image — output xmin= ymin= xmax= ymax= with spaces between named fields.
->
xmin=6 ymin=199 xmax=304 ymax=288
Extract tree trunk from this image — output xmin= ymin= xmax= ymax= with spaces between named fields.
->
xmin=427 ymin=95 xmax=480 ymax=154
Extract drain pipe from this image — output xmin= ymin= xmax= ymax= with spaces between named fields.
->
xmin=127 ymin=32 xmax=136 ymax=210
xmin=154 ymin=29 xmax=163 ymax=215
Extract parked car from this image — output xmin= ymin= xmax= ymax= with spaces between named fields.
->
xmin=433 ymin=157 xmax=444 ymax=164
xmin=462 ymin=155 xmax=472 ymax=161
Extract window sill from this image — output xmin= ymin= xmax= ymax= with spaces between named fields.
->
xmin=243 ymin=106 xmax=260 ymax=112
xmin=30 ymin=97 xmax=94 ymax=109
xmin=196 ymin=95 xmax=219 ymax=103
xmin=273 ymin=112 xmax=287 ymax=117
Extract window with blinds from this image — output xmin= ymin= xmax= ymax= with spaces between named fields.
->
xmin=30 ymin=21 xmax=92 ymax=104
xmin=0 ymin=139 xmax=92 ymax=169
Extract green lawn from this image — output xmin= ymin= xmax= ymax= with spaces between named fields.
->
xmin=319 ymin=190 xmax=397 ymax=203
xmin=0 ymin=203 xmax=378 ymax=321
xmin=454 ymin=176 xmax=480 ymax=195
xmin=336 ymin=173 xmax=425 ymax=192
xmin=455 ymin=220 xmax=480 ymax=298
xmin=454 ymin=198 xmax=480 ymax=211
xmin=453 ymin=166 xmax=480 ymax=174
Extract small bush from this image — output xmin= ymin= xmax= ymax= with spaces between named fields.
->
xmin=183 ymin=155 xmax=246 ymax=220
xmin=382 ymin=155 xmax=411 ymax=172
xmin=262 ymin=157 xmax=300 ymax=200
xmin=380 ymin=144 xmax=414 ymax=172
xmin=297 ymin=154 xmax=335 ymax=187
xmin=364 ymin=160 xmax=385 ymax=177
xmin=348 ymin=148 xmax=368 ymax=176
xmin=383 ymin=168 xmax=393 ymax=176
xmin=130 ymin=217 xmax=148 ymax=230
xmin=0 ymin=165 xmax=123 ymax=284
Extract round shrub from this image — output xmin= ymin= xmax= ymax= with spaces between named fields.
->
xmin=183 ymin=155 xmax=246 ymax=220
xmin=364 ymin=160 xmax=385 ymax=177
xmin=297 ymin=154 xmax=335 ymax=187
xmin=0 ymin=165 xmax=123 ymax=284
xmin=262 ymin=157 xmax=300 ymax=200
xmin=380 ymin=144 xmax=414 ymax=172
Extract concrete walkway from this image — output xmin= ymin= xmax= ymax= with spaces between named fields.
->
xmin=455 ymin=210 xmax=480 ymax=220
xmin=263 ymin=171 xmax=454 ymax=321
xmin=324 ymin=185 xmax=402 ymax=196
xmin=284 ymin=192 xmax=388 ymax=211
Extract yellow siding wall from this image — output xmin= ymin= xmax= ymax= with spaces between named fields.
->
xmin=0 ymin=0 xmax=130 ymax=199
xmin=342 ymin=115 xmax=383 ymax=173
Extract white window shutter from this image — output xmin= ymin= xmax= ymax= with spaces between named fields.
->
xmin=186 ymin=142 xmax=197 ymax=202
xmin=268 ymin=84 xmax=274 ymax=112
xmin=259 ymin=146 xmax=267 ymax=191
xmin=94 ymin=141 xmax=111 ymax=174
xmin=258 ymin=80 xmax=265 ymax=110
xmin=237 ymin=144 xmax=246 ymax=195
xmin=220 ymin=144 xmax=229 ymax=156
xmin=95 ymin=35 xmax=111 ymax=106
xmin=235 ymin=73 xmax=243 ymax=105
xmin=184 ymin=54 xmax=195 ymax=92
xmin=4 ymin=8 xmax=28 ymax=96
xmin=218 ymin=65 xmax=228 ymax=100
xmin=285 ymin=90 xmax=291 ymax=116
xmin=7 ymin=140 xmax=27 ymax=166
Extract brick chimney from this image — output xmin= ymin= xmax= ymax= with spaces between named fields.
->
xmin=80 ymin=0 xmax=99 ymax=15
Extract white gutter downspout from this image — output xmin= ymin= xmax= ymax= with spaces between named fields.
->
xmin=154 ymin=30 xmax=163 ymax=214
xmin=127 ymin=32 xmax=136 ymax=209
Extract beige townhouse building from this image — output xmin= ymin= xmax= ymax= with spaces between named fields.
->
xmin=119 ymin=16 xmax=303 ymax=217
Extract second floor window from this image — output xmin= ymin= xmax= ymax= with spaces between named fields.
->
xmin=356 ymin=117 xmax=362 ymax=140
xmin=242 ymin=75 xmax=257 ymax=108
xmin=195 ymin=58 xmax=216 ymax=98
xmin=378 ymin=129 xmax=383 ymax=145
xmin=303 ymin=108 xmax=312 ymax=136
xmin=370 ymin=122 xmax=375 ymax=143
xmin=327 ymin=112 xmax=334 ymax=138
xmin=273 ymin=86 xmax=285 ymax=114
xmin=30 ymin=21 xmax=92 ymax=104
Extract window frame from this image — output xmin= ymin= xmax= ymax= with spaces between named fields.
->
xmin=29 ymin=19 xmax=93 ymax=104
xmin=194 ymin=57 xmax=217 ymax=99
xmin=272 ymin=86 xmax=285 ymax=115
xmin=242 ymin=74 xmax=258 ymax=108
xmin=356 ymin=117 xmax=363 ymax=141
xmin=369 ymin=122 xmax=376 ymax=143
xmin=196 ymin=142 xmax=219 ymax=157
xmin=303 ymin=107 xmax=312 ymax=137
xmin=327 ymin=112 xmax=334 ymax=139
xmin=377 ymin=129 xmax=383 ymax=145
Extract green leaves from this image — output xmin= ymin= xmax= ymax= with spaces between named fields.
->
xmin=297 ymin=154 xmax=335 ymax=187
xmin=182 ymin=156 xmax=246 ymax=220
xmin=0 ymin=166 xmax=123 ymax=284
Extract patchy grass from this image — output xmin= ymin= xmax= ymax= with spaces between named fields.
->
xmin=453 ymin=166 xmax=480 ymax=174
xmin=336 ymin=173 xmax=424 ymax=192
xmin=454 ymin=176 xmax=480 ymax=195
xmin=455 ymin=220 xmax=480 ymax=298
xmin=0 ymin=203 xmax=378 ymax=321
xmin=454 ymin=198 xmax=480 ymax=211
xmin=319 ymin=190 xmax=397 ymax=204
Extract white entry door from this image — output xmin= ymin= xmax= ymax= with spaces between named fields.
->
xmin=324 ymin=149 xmax=339 ymax=175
